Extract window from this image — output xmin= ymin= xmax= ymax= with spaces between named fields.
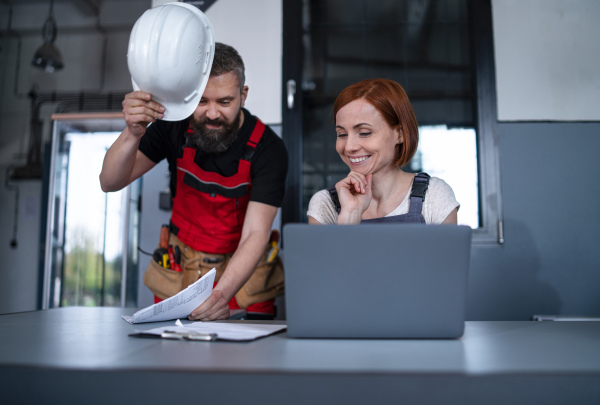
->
xmin=42 ymin=114 xmax=141 ymax=309
xmin=282 ymin=0 xmax=502 ymax=243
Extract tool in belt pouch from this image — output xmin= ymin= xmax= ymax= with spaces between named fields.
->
xmin=143 ymin=227 xmax=284 ymax=307
xmin=143 ymin=225 xmax=182 ymax=299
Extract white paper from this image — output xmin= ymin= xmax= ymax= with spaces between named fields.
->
xmin=122 ymin=268 xmax=216 ymax=324
xmin=133 ymin=318 xmax=287 ymax=341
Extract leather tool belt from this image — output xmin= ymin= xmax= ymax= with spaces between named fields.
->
xmin=143 ymin=230 xmax=284 ymax=308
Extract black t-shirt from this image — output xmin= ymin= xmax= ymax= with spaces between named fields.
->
xmin=138 ymin=108 xmax=288 ymax=207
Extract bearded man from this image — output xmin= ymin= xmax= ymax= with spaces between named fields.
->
xmin=100 ymin=43 xmax=288 ymax=320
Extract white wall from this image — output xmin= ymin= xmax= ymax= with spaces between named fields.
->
xmin=153 ymin=0 xmax=283 ymax=124
xmin=205 ymin=0 xmax=283 ymax=124
xmin=492 ymin=0 xmax=600 ymax=121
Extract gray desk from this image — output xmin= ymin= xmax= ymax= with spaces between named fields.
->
xmin=1 ymin=307 xmax=599 ymax=404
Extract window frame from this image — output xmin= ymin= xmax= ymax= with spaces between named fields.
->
xmin=470 ymin=0 xmax=504 ymax=244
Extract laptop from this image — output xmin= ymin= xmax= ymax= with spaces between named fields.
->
xmin=283 ymin=223 xmax=472 ymax=339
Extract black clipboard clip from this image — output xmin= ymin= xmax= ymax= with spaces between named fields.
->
xmin=161 ymin=330 xmax=218 ymax=341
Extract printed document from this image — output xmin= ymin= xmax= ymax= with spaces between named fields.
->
xmin=123 ymin=268 xmax=216 ymax=324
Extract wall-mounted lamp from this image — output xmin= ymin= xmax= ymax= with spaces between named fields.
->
xmin=32 ymin=0 xmax=64 ymax=72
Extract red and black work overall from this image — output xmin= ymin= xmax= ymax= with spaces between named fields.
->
xmin=328 ymin=172 xmax=430 ymax=224
xmin=168 ymin=119 xmax=270 ymax=313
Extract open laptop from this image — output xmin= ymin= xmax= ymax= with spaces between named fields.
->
xmin=283 ymin=223 xmax=472 ymax=339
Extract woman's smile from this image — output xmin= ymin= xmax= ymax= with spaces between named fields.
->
xmin=348 ymin=155 xmax=371 ymax=164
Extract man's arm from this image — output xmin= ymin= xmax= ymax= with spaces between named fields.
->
xmin=99 ymin=91 xmax=164 ymax=192
xmin=189 ymin=201 xmax=278 ymax=321
xmin=100 ymin=135 xmax=157 ymax=192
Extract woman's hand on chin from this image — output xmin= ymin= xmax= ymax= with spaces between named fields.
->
xmin=335 ymin=172 xmax=372 ymax=224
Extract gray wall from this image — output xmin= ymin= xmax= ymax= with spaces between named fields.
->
xmin=137 ymin=160 xmax=172 ymax=308
xmin=468 ymin=122 xmax=600 ymax=320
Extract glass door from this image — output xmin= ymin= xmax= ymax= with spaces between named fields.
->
xmin=42 ymin=113 xmax=140 ymax=309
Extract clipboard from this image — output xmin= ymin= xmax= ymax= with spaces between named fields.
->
xmin=129 ymin=319 xmax=287 ymax=342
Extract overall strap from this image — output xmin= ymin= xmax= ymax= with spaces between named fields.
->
xmin=241 ymin=119 xmax=266 ymax=161
xmin=327 ymin=186 xmax=341 ymax=214
xmin=408 ymin=172 xmax=430 ymax=215
xmin=185 ymin=119 xmax=195 ymax=147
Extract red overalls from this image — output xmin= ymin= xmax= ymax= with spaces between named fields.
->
xmin=168 ymin=119 xmax=273 ymax=313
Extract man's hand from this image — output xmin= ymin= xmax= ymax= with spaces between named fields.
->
xmin=122 ymin=91 xmax=165 ymax=138
xmin=187 ymin=202 xmax=278 ymax=321
xmin=99 ymin=92 xmax=161 ymax=192
xmin=188 ymin=289 xmax=231 ymax=321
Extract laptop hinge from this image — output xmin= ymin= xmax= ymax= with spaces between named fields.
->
xmin=497 ymin=220 xmax=505 ymax=244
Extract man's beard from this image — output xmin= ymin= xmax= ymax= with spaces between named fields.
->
xmin=191 ymin=112 xmax=241 ymax=154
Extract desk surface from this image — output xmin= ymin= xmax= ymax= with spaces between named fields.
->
xmin=1 ymin=307 xmax=599 ymax=404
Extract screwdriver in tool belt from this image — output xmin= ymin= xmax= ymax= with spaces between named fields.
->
xmin=267 ymin=230 xmax=280 ymax=262
xmin=153 ymin=224 xmax=172 ymax=269
xmin=160 ymin=224 xmax=169 ymax=248
xmin=168 ymin=245 xmax=182 ymax=272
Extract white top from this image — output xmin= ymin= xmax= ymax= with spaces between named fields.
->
xmin=307 ymin=176 xmax=459 ymax=225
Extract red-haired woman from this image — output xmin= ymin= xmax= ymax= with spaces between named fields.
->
xmin=308 ymin=78 xmax=459 ymax=225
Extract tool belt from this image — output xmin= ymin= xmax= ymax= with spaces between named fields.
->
xmin=143 ymin=230 xmax=284 ymax=308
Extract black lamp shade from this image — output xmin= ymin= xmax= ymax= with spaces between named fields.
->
xmin=32 ymin=10 xmax=64 ymax=72
xmin=32 ymin=41 xmax=64 ymax=72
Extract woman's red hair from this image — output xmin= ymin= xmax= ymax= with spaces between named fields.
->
xmin=333 ymin=78 xmax=419 ymax=167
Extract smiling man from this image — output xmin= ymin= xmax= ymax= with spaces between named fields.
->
xmin=100 ymin=43 xmax=288 ymax=320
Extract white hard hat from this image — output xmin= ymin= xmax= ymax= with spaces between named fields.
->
xmin=127 ymin=2 xmax=214 ymax=121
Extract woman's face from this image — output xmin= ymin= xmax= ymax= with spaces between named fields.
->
xmin=335 ymin=98 xmax=402 ymax=176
